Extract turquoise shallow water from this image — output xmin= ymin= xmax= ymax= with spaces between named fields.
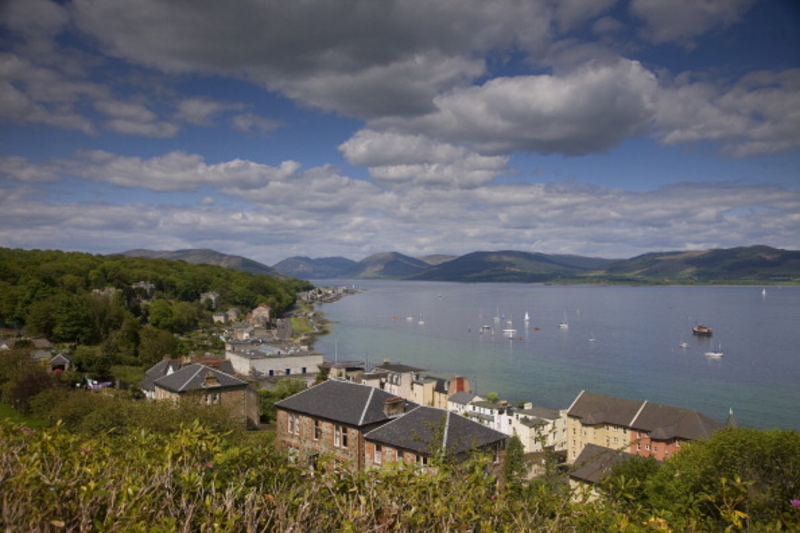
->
xmin=313 ymin=281 xmax=800 ymax=431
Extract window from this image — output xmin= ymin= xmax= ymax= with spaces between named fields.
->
xmin=269 ymin=370 xmax=274 ymax=377
xmin=285 ymin=368 xmax=291 ymax=375
xmin=334 ymin=424 xmax=348 ymax=448
xmin=313 ymin=420 xmax=322 ymax=440
xmin=397 ymin=450 xmax=404 ymax=462
xmin=375 ymin=445 xmax=382 ymax=464
xmin=205 ymin=392 xmax=220 ymax=405
xmin=302 ymin=367 xmax=307 ymax=374
xmin=645 ymin=444 xmax=651 ymax=451
xmin=287 ymin=413 xmax=299 ymax=435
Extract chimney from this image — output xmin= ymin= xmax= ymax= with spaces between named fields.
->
xmin=383 ymin=397 xmax=405 ymax=417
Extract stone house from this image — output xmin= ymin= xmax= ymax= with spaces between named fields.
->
xmin=566 ymin=390 xmax=725 ymax=463
xmin=275 ymin=379 xmax=415 ymax=471
xmin=447 ymin=391 xmax=483 ymax=416
xmin=569 ymin=443 xmax=634 ymax=501
xmin=363 ymin=405 xmax=507 ymax=474
xmin=151 ymin=363 xmax=260 ymax=429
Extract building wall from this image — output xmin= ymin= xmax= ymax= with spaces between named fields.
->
xmin=275 ymin=410 xmax=364 ymax=471
xmin=628 ymin=431 xmax=682 ymax=461
xmin=153 ymin=385 xmax=259 ymax=429
xmin=568 ymin=418 xmax=633 ymax=463
xmin=227 ymin=352 xmax=323 ymax=378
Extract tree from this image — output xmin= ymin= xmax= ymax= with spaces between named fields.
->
xmin=503 ymin=434 xmax=528 ymax=487
xmin=645 ymin=427 xmax=800 ymax=527
xmin=138 ymin=326 xmax=179 ymax=365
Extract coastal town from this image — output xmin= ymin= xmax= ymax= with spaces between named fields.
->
xmin=5 ymin=282 xmax=739 ymax=497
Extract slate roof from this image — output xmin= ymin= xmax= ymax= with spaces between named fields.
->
xmin=449 ymin=391 xmax=479 ymax=405
xmin=365 ymin=406 xmax=507 ymax=456
xmin=48 ymin=353 xmax=72 ymax=365
xmin=568 ymin=390 xmax=725 ymax=441
xmin=630 ymin=401 xmax=724 ymax=440
xmin=570 ymin=443 xmax=635 ymax=484
xmin=275 ymin=379 xmax=414 ymax=427
xmin=139 ymin=359 xmax=183 ymax=391
xmin=153 ymin=363 xmax=247 ymax=393
xmin=568 ymin=390 xmax=643 ymax=426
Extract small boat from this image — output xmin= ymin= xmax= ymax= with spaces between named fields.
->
xmin=679 ymin=340 xmax=689 ymax=349
xmin=692 ymin=324 xmax=713 ymax=336
xmin=559 ymin=311 xmax=569 ymax=330
xmin=704 ymin=342 xmax=723 ymax=358
xmin=524 ymin=312 xmax=530 ymax=322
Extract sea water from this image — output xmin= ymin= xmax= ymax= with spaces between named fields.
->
xmin=312 ymin=281 xmax=800 ymax=431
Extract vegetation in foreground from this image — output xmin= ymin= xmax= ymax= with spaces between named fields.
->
xmin=2 ymin=411 xmax=799 ymax=532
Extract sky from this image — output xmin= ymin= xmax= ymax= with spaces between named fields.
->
xmin=1 ymin=0 xmax=799 ymax=266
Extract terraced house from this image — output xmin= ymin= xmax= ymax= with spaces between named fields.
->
xmin=566 ymin=390 xmax=726 ymax=463
xmin=275 ymin=379 xmax=507 ymax=472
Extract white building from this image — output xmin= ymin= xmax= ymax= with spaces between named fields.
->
xmin=225 ymin=340 xmax=323 ymax=379
xmin=510 ymin=405 xmax=568 ymax=454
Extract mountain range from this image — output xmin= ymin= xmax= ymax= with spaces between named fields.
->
xmin=121 ymin=245 xmax=800 ymax=284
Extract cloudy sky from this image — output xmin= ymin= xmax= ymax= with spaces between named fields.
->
xmin=1 ymin=0 xmax=799 ymax=265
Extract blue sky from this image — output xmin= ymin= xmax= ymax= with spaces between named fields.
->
xmin=1 ymin=0 xmax=799 ymax=265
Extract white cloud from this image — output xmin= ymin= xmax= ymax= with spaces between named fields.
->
xmin=654 ymin=69 xmax=800 ymax=157
xmin=630 ymin=0 xmax=756 ymax=46
xmin=372 ymin=59 xmax=659 ymax=155
xmin=339 ymin=130 xmax=509 ymax=187
xmin=230 ymin=113 xmax=281 ymax=135
xmin=3 ymin=152 xmax=799 ymax=264
xmin=175 ymin=97 xmax=244 ymax=126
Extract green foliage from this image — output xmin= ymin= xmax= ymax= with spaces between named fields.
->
xmin=486 ymin=391 xmax=500 ymax=403
xmin=503 ymin=434 xmax=528 ymax=487
xmin=258 ymin=379 xmax=308 ymax=423
xmin=0 ymin=247 xmax=305 ymax=343
xmin=138 ymin=326 xmax=180 ymax=365
xmin=645 ymin=427 xmax=800 ymax=528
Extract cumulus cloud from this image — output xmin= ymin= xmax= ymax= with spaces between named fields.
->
xmin=3 ymin=151 xmax=799 ymax=264
xmin=630 ymin=0 xmax=756 ymax=46
xmin=371 ymin=59 xmax=659 ymax=155
xmin=654 ymin=69 xmax=800 ymax=157
xmin=339 ymin=130 xmax=509 ymax=187
xmin=61 ymin=151 xmax=301 ymax=192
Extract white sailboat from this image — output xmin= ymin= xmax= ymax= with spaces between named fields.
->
xmin=524 ymin=311 xmax=530 ymax=322
xmin=704 ymin=342 xmax=723 ymax=358
xmin=559 ymin=311 xmax=569 ymax=330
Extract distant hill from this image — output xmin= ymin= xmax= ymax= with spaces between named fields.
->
xmin=349 ymin=252 xmax=430 ymax=279
xmin=271 ymin=245 xmax=800 ymax=284
xmin=119 ymin=248 xmax=280 ymax=277
xmin=603 ymin=246 xmax=800 ymax=283
xmin=272 ymin=256 xmax=358 ymax=279
xmin=411 ymin=250 xmax=613 ymax=282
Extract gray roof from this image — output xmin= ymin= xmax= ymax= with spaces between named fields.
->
xmin=48 ymin=353 xmax=72 ymax=365
xmin=569 ymin=390 xmax=724 ymax=441
xmin=630 ymin=402 xmax=724 ymax=440
xmin=275 ymin=379 xmax=414 ymax=427
xmin=449 ymin=391 xmax=478 ymax=405
xmin=516 ymin=406 xmax=561 ymax=421
xmin=568 ymin=391 xmax=643 ymax=426
xmin=365 ymin=406 xmax=507 ymax=457
xmin=140 ymin=359 xmax=183 ymax=391
xmin=570 ymin=444 xmax=635 ymax=484
xmin=153 ymin=364 xmax=247 ymax=393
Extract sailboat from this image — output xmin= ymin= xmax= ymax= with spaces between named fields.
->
xmin=524 ymin=311 xmax=530 ymax=322
xmin=679 ymin=336 xmax=689 ymax=349
xmin=704 ymin=342 xmax=723 ymax=358
xmin=559 ymin=311 xmax=569 ymax=330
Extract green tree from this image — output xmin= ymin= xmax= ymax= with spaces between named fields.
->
xmin=503 ymin=434 xmax=528 ymax=487
xmin=138 ymin=326 xmax=179 ymax=365
xmin=646 ymin=427 xmax=800 ymax=527
xmin=258 ymin=379 xmax=307 ymax=423
xmin=147 ymin=299 xmax=174 ymax=331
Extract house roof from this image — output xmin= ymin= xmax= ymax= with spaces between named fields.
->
xmin=630 ymin=402 xmax=724 ymax=440
xmin=365 ymin=406 xmax=507 ymax=457
xmin=449 ymin=391 xmax=479 ymax=405
xmin=153 ymin=363 xmax=247 ymax=393
xmin=516 ymin=405 xmax=561 ymax=421
xmin=48 ymin=353 xmax=72 ymax=365
xmin=275 ymin=379 xmax=414 ymax=427
xmin=373 ymin=362 xmax=425 ymax=374
xmin=568 ymin=390 xmax=643 ymax=426
xmin=140 ymin=359 xmax=184 ymax=391
xmin=569 ymin=390 xmax=724 ymax=441
xmin=570 ymin=443 xmax=635 ymax=484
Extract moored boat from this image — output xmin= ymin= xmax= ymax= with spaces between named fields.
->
xmin=692 ymin=324 xmax=713 ymax=336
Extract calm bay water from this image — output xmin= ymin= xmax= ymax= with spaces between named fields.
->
xmin=312 ymin=281 xmax=800 ymax=432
